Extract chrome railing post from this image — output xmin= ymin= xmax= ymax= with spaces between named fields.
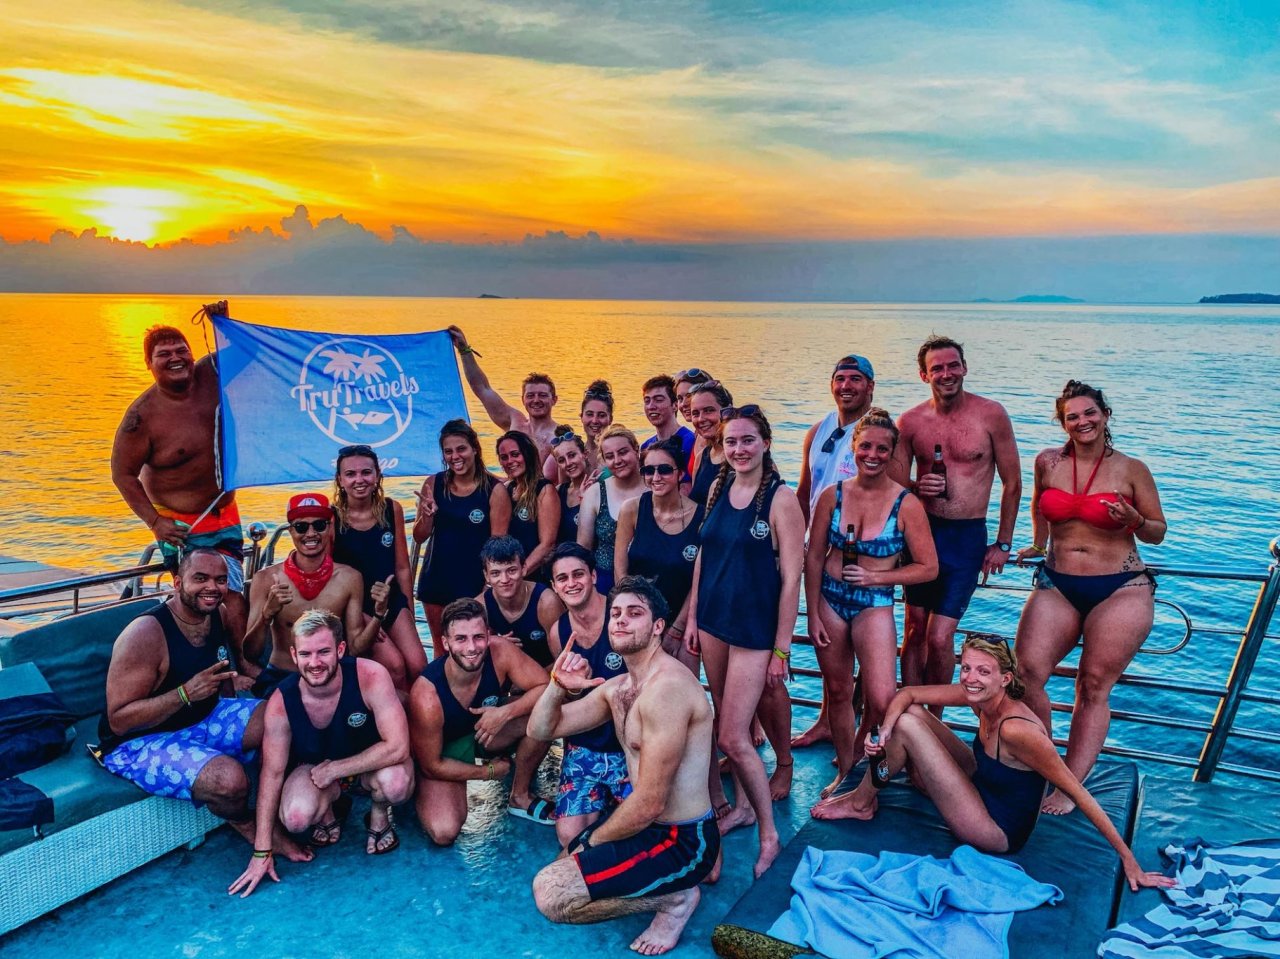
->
xmin=1194 ymin=536 xmax=1280 ymax=782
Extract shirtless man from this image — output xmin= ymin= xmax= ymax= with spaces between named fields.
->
xmin=792 ymin=353 xmax=876 ymax=748
xmin=893 ymin=336 xmax=1022 ymax=702
xmin=531 ymin=575 xmax=719 ymax=957
xmin=447 ymin=324 xmax=562 ymax=464
xmin=408 ymin=598 xmax=553 ymax=842
xmin=111 ymin=315 xmax=248 ymax=647
xmin=98 ymin=548 xmax=307 ymax=862
xmin=477 ymin=535 xmax=565 ymax=670
xmin=229 ymin=609 xmax=414 ymax=897
xmin=245 ymin=494 xmax=392 ymax=696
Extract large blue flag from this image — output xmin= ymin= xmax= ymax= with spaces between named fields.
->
xmin=212 ymin=314 xmax=466 ymax=489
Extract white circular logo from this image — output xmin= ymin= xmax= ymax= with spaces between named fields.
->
xmin=346 ymin=712 xmax=368 ymax=729
xmin=531 ymin=630 xmax=546 ymax=642
xmin=605 ymin=652 xmax=624 ymax=672
xmin=216 ymin=645 xmax=229 ymax=663
xmin=750 ymin=519 xmax=771 ymax=540
xmin=516 ymin=506 xmax=531 ymax=522
xmin=381 ymin=531 xmax=394 ymax=548
xmin=482 ymin=695 xmax=500 ymax=708
xmin=682 ymin=545 xmax=698 ymax=562
xmin=294 ymin=336 xmax=420 ymax=447
xmin=468 ymin=509 xmax=485 ymax=524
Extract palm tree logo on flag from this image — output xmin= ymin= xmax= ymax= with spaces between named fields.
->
xmin=293 ymin=337 xmax=422 ymax=446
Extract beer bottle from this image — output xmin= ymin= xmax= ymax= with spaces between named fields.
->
xmin=869 ymin=724 xmax=891 ymax=788
xmin=842 ymin=524 xmax=858 ymax=569
xmin=930 ymin=443 xmax=948 ymax=499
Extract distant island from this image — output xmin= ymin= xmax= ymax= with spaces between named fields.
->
xmin=1199 ymin=293 xmax=1280 ymax=304
xmin=477 ymin=293 xmax=506 ymax=298
xmin=971 ymin=295 xmax=1084 ymax=303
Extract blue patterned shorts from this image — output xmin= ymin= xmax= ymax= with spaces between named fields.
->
xmin=103 ymin=699 xmax=259 ymax=803
xmin=555 ymin=743 xmax=629 ymax=819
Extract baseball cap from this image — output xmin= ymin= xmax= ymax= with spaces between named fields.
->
xmin=287 ymin=493 xmax=332 ymax=521
xmin=833 ymin=354 xmax=875 ymax=380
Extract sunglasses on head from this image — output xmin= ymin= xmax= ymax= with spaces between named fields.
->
xmin=550 ymin=432 xmax=579 ymax=447
xmin=640 ymin=463 xmax=677 ymax=477
xmin=676 ymin=368 xmax=711 ymax=382
xmin=290 ymin=519 xmax=330 ymax=534
xmin=720 ymin=404 xmax=762 ymax=419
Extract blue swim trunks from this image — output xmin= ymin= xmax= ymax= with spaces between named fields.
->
xmin=555 ymin=743 xmax=629 ymax=819
xmin=103 ymin=699 xmax=259 ymax=803
xmin=903 ymin=515 xmax=988 ymax=621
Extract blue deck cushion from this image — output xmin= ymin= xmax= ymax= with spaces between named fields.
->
xmin=713 ymin=760 xmax=1139 ymax=959
xmin=0 ymin=598 xmax=161 ymax=720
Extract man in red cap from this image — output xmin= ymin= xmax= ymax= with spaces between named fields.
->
xmin=244 ymin=493 xmax=392 ymax=697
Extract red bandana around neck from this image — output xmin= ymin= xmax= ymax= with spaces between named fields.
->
xmin=284 ymin=551 xmax=334 ymax=600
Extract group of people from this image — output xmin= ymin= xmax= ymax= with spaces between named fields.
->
xmin=102 ymin=316 xmax=1173 ymax=956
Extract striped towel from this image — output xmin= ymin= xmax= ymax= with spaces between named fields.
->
xmin=1099 ymin=838 xmax=1280 ymax=958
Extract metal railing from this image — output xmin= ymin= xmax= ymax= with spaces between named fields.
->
xmin=3 ymin=523 xmax=1277 ymax=785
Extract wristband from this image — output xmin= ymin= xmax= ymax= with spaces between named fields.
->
xmin=569 ymin=824 xmax=597 ymax=854
xmin=1128 ymin=515 xmax=1147 ymax=532
xmin=148 ymin=514 xmax=161 ymax=530
xmin=252 ymin=849 xmax=273 ymax=859
xmin=177 ymin=684 xmax=191 ymax=707
xmin=772 ymin=647 xmax=790 ymax=661
xmin=486 ymin=761 xmax=496 ymax=781
xmin=1028 ymin=544 xmax=1047 ymax=556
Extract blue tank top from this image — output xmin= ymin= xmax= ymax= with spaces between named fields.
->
xmin=278 ymin=658 xmax=382 ymax=768
xmin=332 ymin=504 xmax=402 ymax=616
xmin=695 ymin=475 xmax=783 ymax=651
xmin=417 ymin=473 xmax=493 ymax=603
xmin=507 ymin=477 xmax=551 ymax=560
xmin=484 ymin=582 xmax=553 ymax=667
xmin=421 ymin=651 xmax=511 ymax=744
xmin=689 ymin=447 xmax=721 ymax=506
xmin=827 ymin=485 xmax=909 ymax=558
xmin=557 ymin=481 xmax=582 ymax=544
xmin=556 ymin=611 xmax=625 ymax=753
xmin=626 ymin=492 xmax=703 ymax=621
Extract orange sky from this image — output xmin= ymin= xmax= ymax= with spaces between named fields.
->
xmin=1 ymin=0 xmax=1276 ymax=247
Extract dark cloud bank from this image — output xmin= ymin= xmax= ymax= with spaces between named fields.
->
xmin=2 ymin=205 xmax=1275 ymax=302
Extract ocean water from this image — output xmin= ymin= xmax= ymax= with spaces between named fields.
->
xmin=1 ymin=293 xmax=1278 ymax=771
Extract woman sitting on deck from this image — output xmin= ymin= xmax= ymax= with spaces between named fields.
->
xmin=1013 ymin=381 xmax=1166 ymax=815
xmin=812 ymin=635 xmax=1175 ymax=892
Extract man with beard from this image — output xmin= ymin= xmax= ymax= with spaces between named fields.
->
xmin=408 ymin=598 xmax=551 ymax=844
xmin=792 ymin=353 xmax=877 ymax=748
xmin=99 ymin=549 xmax=308 ymax=862
xmin=228 ymin=609 xmax=414 ymax=897
xmin=245 ymin=493 xmax=393 ymax=695
xmin=111 ymin=315 xmax=248 ymax=649
xmin=531 ymin=576 xmax=718 ymax=957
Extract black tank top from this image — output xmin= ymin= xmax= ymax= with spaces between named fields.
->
xmin=556 ymin=611 xmax=625 ymax=753
xmin=626 ymin=492 xmax=704 ymax=620
xmin=418 ymin=472 xmax=493 ymax=601
xmin=484 ymin=582 xmax=553 ymax=667
xmin=557 ymin=481 xmax=582 ymax=544
xmin=507 ymin=477 xmax=551 ymax=559
xmin=689 ymin=447 xmax=721 ymax=506
xmin=695 ymin=475 xmax=783 ymax=650
xmin=277 ymin=658 xmax=381 ymax=767
xmin=98 ymin=602 xmax=232 ymax=749
xmin=332 ymin=505 xmax=402 ymax=616
xmin=421 ymin=651 xmax=511 ymax=744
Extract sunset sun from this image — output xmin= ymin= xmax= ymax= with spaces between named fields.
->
xmin=85 ymin=187 xmax=184 ymax=244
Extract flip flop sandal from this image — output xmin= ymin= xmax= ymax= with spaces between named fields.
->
xmin=311 ymin=794 xmax=352 ymax=847
xmin=507 ymin=797 xmax=555 ymax=825
xmin=364 ymin=806 xmax=399 ymax=855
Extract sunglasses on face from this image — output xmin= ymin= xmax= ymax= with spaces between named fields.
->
xmin=720 ymin=404 xmax=762 ymax=419
xmin=820 ymin=425 xmax=848 ymax=455
xmin=290 ymin=519 xmax=330 ymax=534
xmin=640 ymin=463 xmax=678 ymax=477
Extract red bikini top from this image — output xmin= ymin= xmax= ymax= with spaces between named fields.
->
xmin=1039 ymin=453 xmax=1128 ymax=531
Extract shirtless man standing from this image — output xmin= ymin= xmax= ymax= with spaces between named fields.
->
xmin=111 ymin=314 xmax=248 ymax=647
xmin=447 ymin=324 xmax=562 ymax=464
xmin=245 ymin=494 xmax=392 ymax=696
xmin=531 ymin=576 xmax=718 ymax=957
xmin=893 ymin=336 xmax=1022 ymax=701
xmin=228 ymin=609 xmax=414 ymax=897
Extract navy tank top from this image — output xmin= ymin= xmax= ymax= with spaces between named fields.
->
xmin=98 ymin=602 xmax=233 ymax=749
xmin=626 ymin=493 xmax=704 ymax=621
xmin=333 ymin=504 xmax=404 ymax=617
xmin=695 ymin=475 xmax=783 ymax=651
xmin=277 ymin=658 xmax=381 ymax=767
xmin=484 ymin=582 xmax=554 ymax=667
xmin=421 ymin=651 xmax=511 ymax=744
xmin=556 ymin=611 xmax=626 ymax=753
xmin=507 ymin=477 xmax=551 ymax=560
xmin=557 ymin=481 xmax=582 ymax=544
xmin=417 ymin=473 xmax=493 ymax=605
xmin=689 ymin=447 xmax=721 ymax=505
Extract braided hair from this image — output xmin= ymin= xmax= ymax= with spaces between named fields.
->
xmin=1055 ymin=380 xmax=1114 ymax=455
xmin=700 ymin=405 xmax=779 ymax=534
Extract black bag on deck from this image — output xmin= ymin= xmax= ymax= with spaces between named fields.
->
xmin=0 ymin=691 xmax=76 ymax=778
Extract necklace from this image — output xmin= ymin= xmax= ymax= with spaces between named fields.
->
xmin=169 ymin=603 xmax=205 ymax=628
xmin=653 ymin=499 xmax=692 ymax=535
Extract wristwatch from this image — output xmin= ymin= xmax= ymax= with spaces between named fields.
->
xmin=995 ymin=541 xmax=1011 ymax=553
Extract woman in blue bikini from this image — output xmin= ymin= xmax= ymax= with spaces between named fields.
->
xmin=812 ymin=635 xmax=1175 ymax=893
xmin=804 ymin=408 xmax=937 ymax=801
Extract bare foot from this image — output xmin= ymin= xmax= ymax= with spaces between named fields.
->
xmin=769 ymin=760 xmax=793 ymax=801
xmin=811 ymin=790 xmax=877 ymax=821
xmin=630 ymin=887 xmax=700 ymax=955
xmin=717 ymin=804 xmax=756 ymax=835
xmin=276 ymin=830 xmax=314 ymax=863
xmin=753 ymin=834 xmax=782 ymax=878
xmin=791 ymin=720 xmax=832 ymax=748
xmin=751 ymin=720 xmax=767 ymax=748
xmin=703 ymin=847 xmax=723 ymax=885
xmin=819 ymin=771 xmax=846 ymax=801
xmin=1041 ymin=789 xmax=1077 ymax=816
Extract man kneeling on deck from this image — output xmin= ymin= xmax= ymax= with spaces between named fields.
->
xmin=531 ymin=576 xmax=719 ymax=957
xmin=98 ymin=548 xmax=308 ymax=862
xmin=408 ymin=598 xmax=552 ymax=843
xmin=229 ymin=609 xmax=414 ymax=897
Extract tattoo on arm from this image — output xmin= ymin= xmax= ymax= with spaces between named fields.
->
xmin=123 ymin=410 xmax=142 ymax=433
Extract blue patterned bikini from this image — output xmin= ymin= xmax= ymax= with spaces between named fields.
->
xmin=820 ymin=484 xmax=909 ymax=622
